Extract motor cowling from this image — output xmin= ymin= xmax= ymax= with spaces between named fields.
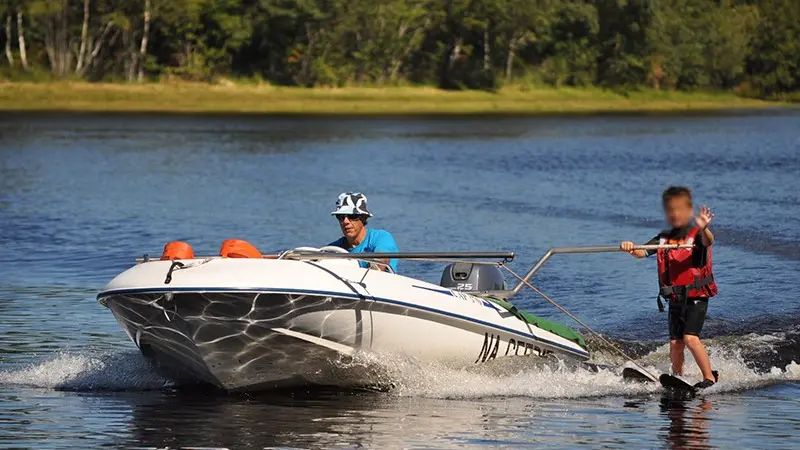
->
xmin=440 ymin=263 xmax=506 ymax=292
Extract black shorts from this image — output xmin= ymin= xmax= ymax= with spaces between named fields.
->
xmin=668 ymin=298 xmax=708 ymax=340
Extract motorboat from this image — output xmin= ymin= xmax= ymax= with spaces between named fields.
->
xmin=98 ymin=241 xmax=607 ymax=392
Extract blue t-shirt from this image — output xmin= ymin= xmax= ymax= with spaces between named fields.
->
xmin=329 ymin=228 xmax=399 ymax=272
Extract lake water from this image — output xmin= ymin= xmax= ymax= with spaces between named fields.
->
xmin=1 ymin=111 xmax=799 ymax=449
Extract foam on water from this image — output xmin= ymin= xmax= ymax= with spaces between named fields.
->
xmin=366 ymin=343 xmax=800 ymax=399
xmin=1 ymin=333 xmax=796 ymax=398
xmin=0 ymin=349 xmax=172 ymax=391
xmin=328 ymin=328 xmax=800 ymax=398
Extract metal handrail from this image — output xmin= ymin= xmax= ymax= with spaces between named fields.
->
xmin=135 ymin=245 xmax=692 ymax=299
xmin=282 ymin=251 xmax=515 ymax=261
xmin=137 ymin=250 xmax=515 ymax=264
xmin=508 ymin=244 xmax=692 ymax=296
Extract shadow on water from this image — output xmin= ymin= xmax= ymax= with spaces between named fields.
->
xmin=21 ymin=386 xmax=547 ymax=449
xmin=0 ymin=387 xmax=387 ymax=449
xmin=7 ymin=383 xmax=774 ymax=450
xmin=116 ymin=388 xmax=393 ymax=449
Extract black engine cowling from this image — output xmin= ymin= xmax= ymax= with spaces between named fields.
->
xmin=439 ymin=263 xmax=506 ymax=292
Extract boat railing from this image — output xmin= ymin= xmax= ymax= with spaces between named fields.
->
xmin=135 ymin=245 xmax=689 ymax=299
xmin=280 ymin=245 xmax=690 ymax=298
xmin=507 ymin=244 xmax=692 ymax=296
xmin=135 ymin=251 xmax=514 ymax=265
xmin=280 ymin=250 xmax=516 ymax=275
xmin=281 ymin=251 xmax=516 ymax=262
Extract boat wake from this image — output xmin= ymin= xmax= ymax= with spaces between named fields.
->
xmin=1 ymin=328 xmax=797 ymax=398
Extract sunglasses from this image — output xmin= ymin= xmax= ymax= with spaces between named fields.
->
xmin=336 ymin=214 xmax=364 ymax=222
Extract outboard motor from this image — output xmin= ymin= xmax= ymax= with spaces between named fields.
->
xmin=440 ymin=263 xmax=506 ymax=292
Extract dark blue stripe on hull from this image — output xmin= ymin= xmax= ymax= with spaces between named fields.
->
xmin=98 ymin=286 xmax=589 ymax=358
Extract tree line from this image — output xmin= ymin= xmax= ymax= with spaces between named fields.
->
xmin=1 ymin=0 xmax=798 ymax=96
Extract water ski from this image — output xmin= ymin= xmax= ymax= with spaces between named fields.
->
xmin=621 ymin=362 xmax=658 ymax=383
xmin=659 ymin=374 xmax=697 ymax=394
xmin=660 ymin=370 xmax=719 ymax=395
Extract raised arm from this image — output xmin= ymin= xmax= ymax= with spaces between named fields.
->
xmin=694 ymin=205 xmax=716 ymax=246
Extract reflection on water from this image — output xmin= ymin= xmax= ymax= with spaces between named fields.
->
xmin=2 ymin=111 xmax=800 ymax=449
xmin=661 ymin=397 xmax=712 ymax=450
xmin=119 ymin=389 xmax=497 ymax=449
xmin=3 ymin=386 xmax=798 ymax=449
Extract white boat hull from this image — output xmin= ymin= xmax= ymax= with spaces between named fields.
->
xmin=98 ymin=257 xmax=588 ymax=391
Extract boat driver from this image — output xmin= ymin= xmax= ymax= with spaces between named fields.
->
xmin=328 ymin=192 xmax=399 ymax=272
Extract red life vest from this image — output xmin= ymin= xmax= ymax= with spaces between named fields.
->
xmin=656 ymin=227 xmax=718 ymax=302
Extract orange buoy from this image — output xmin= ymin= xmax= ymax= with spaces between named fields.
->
xmin=160 ymin=241 xmax=195 ymax=260
xmin=219 ymin=239 xmax=263 ymax=258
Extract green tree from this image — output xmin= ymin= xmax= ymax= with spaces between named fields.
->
xmin=747 ymin=0 xmax=800 ymax=95
xmin=0 ymin=0 xmax=796 ymax=94
xmin=492 ymin=0 xmax=557 ymax=82
xmin=646 ymin=0 xmax=755 ymax=90
xmin=595 ymin=0 xmax=652 ymax=87
xmin=538 ymin=0 xmax=599 ymax=86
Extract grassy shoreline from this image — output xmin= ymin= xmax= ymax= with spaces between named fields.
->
xmin=0 ymin=82 xmax=787 ymax=115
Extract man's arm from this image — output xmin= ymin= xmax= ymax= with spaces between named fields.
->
xmin=370 ymin=230 xmax=399 ymax=272
xmin=368 ymin=256 xmax=392 ymax=272
xmin=695 ymin=205 xmax=715 ymax=247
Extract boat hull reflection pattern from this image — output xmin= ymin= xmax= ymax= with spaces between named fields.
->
xmin=104 ymin=284 xmax=588 ymax=391
xmin=105 ymin=292 xmax=373 ymax=391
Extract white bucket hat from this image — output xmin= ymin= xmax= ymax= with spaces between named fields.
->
xmin=331 ymin=192 xmax=373 ymax=217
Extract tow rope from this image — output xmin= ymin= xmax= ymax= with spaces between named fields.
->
xmin=501 ymin=265 xmax=658 ymax=381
